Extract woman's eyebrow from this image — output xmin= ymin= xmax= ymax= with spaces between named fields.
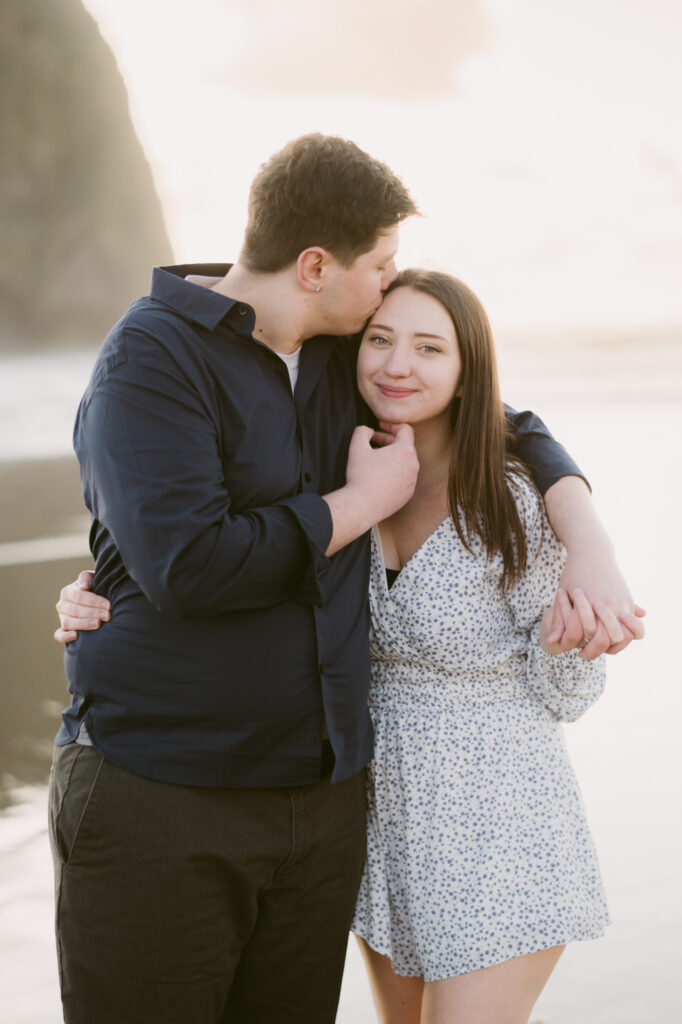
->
xmin=367 ymin=322 xmax=395 ymax=332
xmin=414 ymin=332 xmax=449 ymax=342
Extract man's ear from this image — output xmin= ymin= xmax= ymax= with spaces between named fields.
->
xmin=297 ymin=247 xmax=330 ymax=293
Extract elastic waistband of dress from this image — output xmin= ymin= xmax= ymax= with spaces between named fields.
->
xmin=368 ymin=659 xmax=527 ymax=707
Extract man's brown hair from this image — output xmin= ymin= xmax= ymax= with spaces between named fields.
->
xmin=240 ymin=134 xmax=418 ymax=273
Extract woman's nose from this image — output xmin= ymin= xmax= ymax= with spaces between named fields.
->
xmin=384 ymin=346 xmax=410 ymax=376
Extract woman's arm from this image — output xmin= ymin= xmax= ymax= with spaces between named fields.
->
xmin=506 ymin=479 xmax=607 ymax=721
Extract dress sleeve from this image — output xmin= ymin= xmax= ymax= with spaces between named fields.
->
xmin=505 ymin=405 xmax=590 ymax=496
xmin=505 ymin=477 xmax=606 ymax=722
xmin=77 ymin=331 xmax=332 ymax=617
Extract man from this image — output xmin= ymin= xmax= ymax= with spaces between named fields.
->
xmin=50 ymin=134 xmax=642 ymax=1024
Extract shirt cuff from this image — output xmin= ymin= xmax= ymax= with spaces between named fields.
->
xmin=280 ymin=493 xmax=333 ymax=605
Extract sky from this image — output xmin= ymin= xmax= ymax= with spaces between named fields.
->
xmin=82 ymin=0 xmax=682 ymax=332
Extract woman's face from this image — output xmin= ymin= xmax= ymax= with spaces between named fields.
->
xmin=357 ymin=286 xmax=462 ymax=429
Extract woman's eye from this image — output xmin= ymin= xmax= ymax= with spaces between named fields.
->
xmin=419 ymin=344 xmax=441 ymax=354
xmin=369 ymin=334 xmax=390 ymax=346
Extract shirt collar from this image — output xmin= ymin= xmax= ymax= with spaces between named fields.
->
xmin=150 ymin=264 xmax=256 ymax=333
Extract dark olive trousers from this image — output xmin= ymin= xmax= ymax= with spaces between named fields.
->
xmin=48 ymin=743 xmax=367 ymax=1024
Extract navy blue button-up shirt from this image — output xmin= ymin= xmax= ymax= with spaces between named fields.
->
xmin=57 ymin=264 xmax=585 ymax=787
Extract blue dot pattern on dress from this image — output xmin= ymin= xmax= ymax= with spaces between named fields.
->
xmin=351 ymin=474 xmax=610 ymax=981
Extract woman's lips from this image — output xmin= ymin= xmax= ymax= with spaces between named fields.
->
xmin=377 ymin=384 xmax=417 ymax=398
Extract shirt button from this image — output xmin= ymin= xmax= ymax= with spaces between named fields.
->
xmin=238 ymin=305 xmax=248 ymax=315
xmin=304 ymin=472 xmax=312 ymax=483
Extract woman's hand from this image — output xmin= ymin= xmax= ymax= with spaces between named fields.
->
xmin=542 ymin=477 xmax=646 ymax=659
xmin=54 ymin=570 xmax=111 ymax=644
xmin=543 ymin=585 xmax=646 ymax=660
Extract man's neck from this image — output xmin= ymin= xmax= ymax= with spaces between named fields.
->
xmin=211 ymin=263 xmax=309 ymax=355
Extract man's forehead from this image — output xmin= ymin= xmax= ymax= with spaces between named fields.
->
xmin=373 ymin=225 xmax=400 ymax=256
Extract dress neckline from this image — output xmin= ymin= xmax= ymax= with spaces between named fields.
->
xmin=372 ymin=518 xmax=451 ymax=596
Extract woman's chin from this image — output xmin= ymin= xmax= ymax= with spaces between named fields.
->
xmin=375 ymin=414 xmax=415 ymax=429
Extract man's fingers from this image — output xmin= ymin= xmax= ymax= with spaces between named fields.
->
xmin=351 ymin=424 xmax=374 ymax=443
xmin=633 ymin=604 xmax=647 ymax=618
xmin=59 ymin=586 xmax=109 ymax=611
xmin=619 ymin=610 xmax=646 ymax=640
xmin=58 ymin=615 xmax=101 ymax=631
xmin=393 ymin=423 xmax=415 ymax=444
xmin=378 ymin=420 xmax=402 ymax=436
xmin=594 ymin=602 xmax=625 ymax=645
xmin=370 ymin=431 xmax=397 ymax=447
xmin=77 ymin=569 xmax=95 ymax=590
xmin=601 ymin=612 xmax=645 ymax=655
xmin=54 ymin=628 xmax=78 ymax=644
xmin=580 ymin=610 xmax=644 ymax=660
xmin=56 ymin=599 xmax=109 ymax=621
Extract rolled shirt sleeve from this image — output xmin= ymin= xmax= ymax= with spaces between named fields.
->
xmin=505 ymin=405 xmax=590 ymax=495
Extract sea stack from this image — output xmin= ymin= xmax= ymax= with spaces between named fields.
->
xmin=0 ymin=0 xmax=173 ymax=350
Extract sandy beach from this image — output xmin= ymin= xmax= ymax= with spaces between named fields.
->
xmin=0 ymin=456 xmax=89 ymax=800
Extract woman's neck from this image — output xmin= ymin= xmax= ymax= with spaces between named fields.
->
xmin=410 ymin=417 xmax=453 ymax=496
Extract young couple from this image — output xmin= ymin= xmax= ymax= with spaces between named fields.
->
xmin=52 ymin=133 xmax=643 ymax=1024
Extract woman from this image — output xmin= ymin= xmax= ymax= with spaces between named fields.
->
xmin=351 ymin=268 xmax=612 ymax=1024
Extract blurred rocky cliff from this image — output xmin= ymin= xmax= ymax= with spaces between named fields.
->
xmin=0 ymin=0 xmax=173 ymax=351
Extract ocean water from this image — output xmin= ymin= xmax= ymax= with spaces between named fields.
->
xmin=0 ymin=349 xmax=97 ymax=463
xmin=0 ymin=342 xmax=680 ymax=1022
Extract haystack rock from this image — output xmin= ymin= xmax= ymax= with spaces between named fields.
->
xmin=0 ymin=0 xmax=173 ymax=350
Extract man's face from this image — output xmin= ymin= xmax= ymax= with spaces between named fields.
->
xmin=318 ymin=226 xmax=400 ymax=335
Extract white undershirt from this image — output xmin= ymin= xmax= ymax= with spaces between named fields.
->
xmin=276 ymin=347 xmax=301 ymax=391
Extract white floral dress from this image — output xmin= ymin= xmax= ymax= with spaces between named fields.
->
xmin=351 ymin=476 xmax=610 ymax=981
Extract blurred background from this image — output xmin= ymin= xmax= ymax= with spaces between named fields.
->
xmin=1 ymin=0 xmax=680 ymax=1020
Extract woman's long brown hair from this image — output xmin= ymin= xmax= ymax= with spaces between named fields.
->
xmin=384 ymin=268 xmax=537 ymax=591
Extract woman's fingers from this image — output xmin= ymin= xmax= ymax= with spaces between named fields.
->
xmin=578 ymin=622 xmax=611 ymax=660
xmin=567 ymin=588 xmax=602 ymax=660
xmin=546 ymin=588 xmax=573 ymax=643
xmin=557 ymin=591 xmax=586 ymax=652
xmin=569 ymin=589 xmax=598 ymax=637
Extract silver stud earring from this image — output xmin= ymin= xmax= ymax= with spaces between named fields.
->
xmin=315 ymin=286 xmax=321 ymax=293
